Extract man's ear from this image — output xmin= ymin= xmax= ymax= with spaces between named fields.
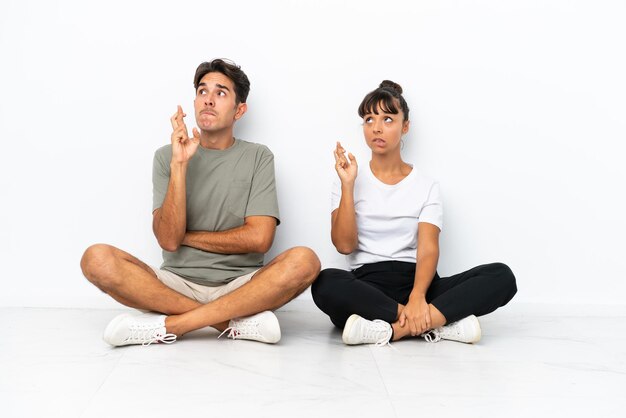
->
xmin=234 ymin=102 xmax=248 ymax=121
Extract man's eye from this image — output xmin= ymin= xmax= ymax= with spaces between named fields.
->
xmin=218 ymin=91 xmax=226 ymax=96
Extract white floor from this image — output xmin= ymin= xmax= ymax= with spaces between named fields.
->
xmin=1 ymin=300 xmax=625 ymax=418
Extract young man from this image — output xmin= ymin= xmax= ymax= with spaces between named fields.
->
xmin=81 ymin=59 xmax=320 ymax=346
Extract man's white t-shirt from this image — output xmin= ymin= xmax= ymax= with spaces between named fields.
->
xmin=331 ymin=164 xmax=443 ymax=270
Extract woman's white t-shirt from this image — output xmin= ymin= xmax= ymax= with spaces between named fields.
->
xmin=331 ymin=164 xmax=443 ymax=270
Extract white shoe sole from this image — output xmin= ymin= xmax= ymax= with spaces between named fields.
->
xmin=103 ymin=313 xmax=132 ymax=346
xmin=259 ymin=311 xmax=281 ymax=344
xmin=465 ymin=315 xmax=482 ymax=343
xmin=342 ymin=314 xmax=362 ymax=345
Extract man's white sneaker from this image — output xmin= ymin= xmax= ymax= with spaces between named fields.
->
xmin=342 ymin=314 xmax=393 ymax=346
xmin=219 ymin=311 xmax=281 ymax=344
xmin=422 ymin=315 xmax=481 ymax=344
xmin=103 ymin=313 xmax=177 ymax=347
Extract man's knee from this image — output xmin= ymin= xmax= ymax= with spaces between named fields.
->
xmin=280 ymin=246 xmax=321 ymax=287
xmin=80 ymin=243 xmax=120 ymax=289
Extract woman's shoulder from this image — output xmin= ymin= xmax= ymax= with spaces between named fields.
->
xmin=407 ymin=165 xmax=439 ymax=187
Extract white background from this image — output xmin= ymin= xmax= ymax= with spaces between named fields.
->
xmin=1 ymin=0 xmax=624 ymax=308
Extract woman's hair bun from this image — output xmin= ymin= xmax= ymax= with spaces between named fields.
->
xmin=379 ymin=80 xmax=403 ymax=94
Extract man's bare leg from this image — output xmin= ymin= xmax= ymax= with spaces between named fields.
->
xmin=80 ymin=243 xmax=201 ymax=315
xmin=165 ymin=246 xmax=320 ymax=336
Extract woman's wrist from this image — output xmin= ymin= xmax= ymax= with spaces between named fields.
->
xmin=409 ymin=291 xmax=426 ymax=301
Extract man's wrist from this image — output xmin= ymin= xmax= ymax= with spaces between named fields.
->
xmin=170 ymin=161 xmax=189 ymax=171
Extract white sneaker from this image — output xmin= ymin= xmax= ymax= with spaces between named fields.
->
xmin=103 ymin=313 xmax=177 ymax=347
xmin=422 ymin=315 xmax=481 ymax=344
xmin=218 ymin=311 xmax=281 ymax=344
xmin=342 ymin=314 xmax=393 ymax=346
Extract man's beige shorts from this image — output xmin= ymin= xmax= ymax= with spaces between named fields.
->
xmin=149 ymin=266 xmax=259 ymax=304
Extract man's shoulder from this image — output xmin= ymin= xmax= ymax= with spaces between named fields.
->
xmin=154 ymin=144 xmax=172 ymax=160
xmin=236 ymin=139 xmax=274 ymax=158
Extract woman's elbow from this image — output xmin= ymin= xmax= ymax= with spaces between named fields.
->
xmin=335 ymin=246 xmax=354 ymax=255
xmin=333 ymin=239 xmax=357 ymax=255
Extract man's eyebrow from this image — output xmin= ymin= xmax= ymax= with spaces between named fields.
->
xmin=197 ymin=82 xmax=231 ymax=92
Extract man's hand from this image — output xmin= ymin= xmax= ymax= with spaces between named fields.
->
xmin=334 ymin=141 xmax=358 ymax=185
xmin=170 ymin=105 xmax=200 ymax=164
xmin=399 ymin=295 xmax=432 ymax=336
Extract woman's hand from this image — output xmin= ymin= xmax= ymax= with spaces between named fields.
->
xmin=399 ymin=295 xmax=432 ymax=336
xmin=334 ymin=141 xmax=357 ymax=185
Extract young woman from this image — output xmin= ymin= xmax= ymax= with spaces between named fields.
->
xmin=312 ymin=80 xmax=517 ymax=345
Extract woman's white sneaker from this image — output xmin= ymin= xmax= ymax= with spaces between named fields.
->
xmin=422 ymin=315 xmax=481 ymax=344
xmin=103 ymin=313 xmax=177 ymax=347
xmin=342 ymin=314 xmax=393 ymax=346
xmin=219 ymin=311 xmax=281 ymax=344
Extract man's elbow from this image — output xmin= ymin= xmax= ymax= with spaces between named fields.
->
xmin=158 ymin=238 xmax=180 ymax=252
xmin=154 ymin=231 xmax=182 ymax=252
xmin=255 ymin=235 xmax=274 ymax=254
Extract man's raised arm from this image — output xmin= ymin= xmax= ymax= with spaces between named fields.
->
xmin=153 ymin=106 xmax=200 ymax=252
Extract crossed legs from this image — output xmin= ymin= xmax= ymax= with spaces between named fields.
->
xmin=312 ymin=262 xmax=517 ymax=343
xmin=81 ymin=244 xmax=321 ymax=336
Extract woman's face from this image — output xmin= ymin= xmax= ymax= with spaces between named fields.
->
xmin=362 ymin=104 xmax=409 ymax=155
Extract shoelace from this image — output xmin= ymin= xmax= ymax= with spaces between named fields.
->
xmin=218 ymin=319 xmax=261 ymax=340
xmin=423 ymin=321 xmax=463 ymax=343
xmin=143 ymin=333 xmax=177 ymax=346
xmin=368 ymin=319 xmax=393 ymax=346
xmin=125 ymin=325 xmax=176 ymax=346
xmin=422 ymin=329 xmax=442 ymax=343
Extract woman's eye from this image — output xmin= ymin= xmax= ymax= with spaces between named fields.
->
xmin=384 ymin=117 xmax=393 ymax=123
xmin=365 ymin=117 xmax=373 ymax=123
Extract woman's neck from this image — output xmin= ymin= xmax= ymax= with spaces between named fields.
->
xmin=369 ymin=153 xmax=412 ymax=185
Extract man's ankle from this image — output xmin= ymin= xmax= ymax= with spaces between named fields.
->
xmin=164 ymin=315 xmax=181 ymax=336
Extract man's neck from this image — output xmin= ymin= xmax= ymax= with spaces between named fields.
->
xmin=199 ymin=129 xmax=235 ymax=150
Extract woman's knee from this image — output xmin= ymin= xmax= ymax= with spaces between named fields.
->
xmin=490 ymin=262 xmax=518 ymax=298
xmin=311 ymin=268 xmax=351 ymax=306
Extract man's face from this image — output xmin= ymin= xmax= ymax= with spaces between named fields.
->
xmin=194 ymin=72 xmax=246 ymax=132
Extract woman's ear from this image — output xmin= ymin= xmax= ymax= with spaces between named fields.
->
xmin=402 ymin=120 xmax=410 ymax=135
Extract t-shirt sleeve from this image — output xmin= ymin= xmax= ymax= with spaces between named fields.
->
xmin=330 ymin=178 xmax=341 ymax=212
xmin=152 ymin=148 xmax=171 ymax=212
xmin=245 ymin=147 xmax=281 ymax=224
xmin=418 ymin=182 xmax=443 ymax=231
